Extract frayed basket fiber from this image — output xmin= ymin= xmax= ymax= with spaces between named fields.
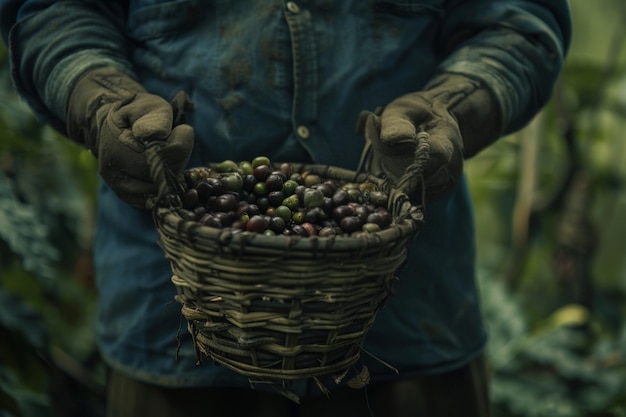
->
xmin=145 ymin=136 xmax=428 ymax=387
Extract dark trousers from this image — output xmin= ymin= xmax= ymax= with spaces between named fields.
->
xmin=106 ymin=355 xmax=490 ymax=417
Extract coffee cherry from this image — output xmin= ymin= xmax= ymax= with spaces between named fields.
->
xmin=215 ymin=193 xmax=238 ymax=212
xmin=238 ymin=201 xmax=261 ymax=217
xmin=215 ymin=159 xmax=238 ymax=172
xmin=195 ymin=180 xmax=213 ymax=203
xmin=215 ymin=211 xmax=236 ymax=227
xmin=243 ymin=174 xmax=257 ymax=192
xmin=367 ymin=210 xmax=392 ymax=228
xmin=291 ymin=224 xmax=309 ymax=237
xmin=222 ymin=173 xmax=243 ymax=192
xmin=238 ymin=160 xmax=253 ymax=175
xmin=303 ymin=173 xmax=321 ymax=187
xmin=332 ymin=205 xmax=354 ymax=222
xmin=318 ymin=226 xmax=337 ymax=237
xmin=347 ymin=188 xmax=363 ymax=203
xmin=275 ymin=205 xmax=292 ymax=222
xmin=200 ymin=214 xmax=222 ymax=228
xmin=290 ymin=173 xmax=303 ymax=184
xmin=265 ymin=173 xmax=284 ymax=192
xmin=301 ymin=222 xmax=317 ymax=236
xmin=304 ymin=207 xmax=325 ymax=224
xmin=362 ymin=222 xmax=381 ymax=233
xmin=368 ymin=190 xmax=389 ymax=207
xmin=256 ymin=196 xmax=271 ymax=214
xmin=269 ymin=216 xmax=287 ymax=234
xmin=253 ymin=164 xmax=271 ymax=181
xmin=246 ymin=215 xmax=269 ymax=233
xmin=353 ymin=204 xmax=370 ymax=222
xmin=292 ymin=211 xmax=305 ymax=224
xmin=303 ymin=188 xmax=325 ymax=208
xmin=268 ymin=190 xmax=286 ymax=207
xmin=315 ymin=183 xmax=334 ymax=198
xmin=253 ymin=181 xmax=268 ymax=195
xmin=252 ymin=156 xmax=271 ymax=169
xmin=282 ymin=179 xmax=299 ymax=196
xmin=332 ymin=189 xmax=350 ymax=206
xmin=340 ymin=216 xmax=362 ymax=234
xmin=279 ymin=162 xmax=293 ymax=178
xmin=182 ymin=188 xmax=199 ymax=210
xmin=282 ymin=194 xmax=300 ymax=211
xmin=206 ymin=177 xmax=225 ymax=196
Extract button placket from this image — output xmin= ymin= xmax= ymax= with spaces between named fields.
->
xmin=284 ymin=0 xmax=318 ymax=146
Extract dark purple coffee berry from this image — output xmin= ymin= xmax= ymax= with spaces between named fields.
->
xmin=246 ymin=215 xmax=269 ymax=233
xmin=340 ymin=216 xmax=363 ymax=234
xmin=215 ymin=193 xmax=238 ymax=212
xmin=268 ymin=190 xmax=286 ymax=207
xmin=332 ymin=204 xmax=354 ymax=222
xmin=182 ymin=189 xmax=200 ymax=210
xmin=332 ymin=189 xmax=350 ymax=206
xmin=269 ymin=216 xmax=287 ymax=234
xmin=253 ymin=164 xmax=271 ymax=181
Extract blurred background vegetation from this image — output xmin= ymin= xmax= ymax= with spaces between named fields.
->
xmin=1 ymin=1 xmax=625 ymax=416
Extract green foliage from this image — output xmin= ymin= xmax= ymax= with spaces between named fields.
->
xmin=0 ymin=290 xmax=53 ymax=417
xmin=0 ymin=170 xmax=59 ymax=279
xmin=0 ymin=365 xmax=52 ymax=417
xmin=0 ymin=44 xmax=103 ymax=417
xmin=479 ymin=269 xmax=626 ymax=417
xmin=467 ymin=1 xmax=626 ymax=415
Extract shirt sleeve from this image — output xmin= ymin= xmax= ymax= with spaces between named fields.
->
xmin=0 ymin=1 xmax=133 ymax=133
xmin=432 ymin=0 xmax=572 ymax=134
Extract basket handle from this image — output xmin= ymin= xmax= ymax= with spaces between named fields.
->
xmin=145 ymin=141 xmax=184 ymax=209
xmin=391 ymin=129 xmax=430 ymax=198
xmin=144 ymin=91 xmax=194 ymax=209
xmin=357 ymin=112 xmax=431 ymax=198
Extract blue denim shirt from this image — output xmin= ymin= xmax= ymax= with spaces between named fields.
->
xmin=0 ymin=0 xmax=571 ymax=394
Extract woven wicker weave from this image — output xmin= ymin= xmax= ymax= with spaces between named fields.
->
xmin=146 ymin=136 xmax=428 ymax=385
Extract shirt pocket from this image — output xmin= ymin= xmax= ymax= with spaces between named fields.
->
xmin=371 ymin=0 xmax=445 ymax=17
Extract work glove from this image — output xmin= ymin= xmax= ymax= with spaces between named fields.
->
xmin=361 ymin=74 xmax=503 ymax=196
xmin=66 ymin=67 xmax=194 ymax=208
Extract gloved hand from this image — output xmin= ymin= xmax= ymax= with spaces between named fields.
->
xmin=66 ymin=67 xmax=194 ymax=208
xmin=362 ymin=74 xmax=503 ymax=196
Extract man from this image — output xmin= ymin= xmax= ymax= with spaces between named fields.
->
xmin=0 ymin=1 xmax=571 ymax=416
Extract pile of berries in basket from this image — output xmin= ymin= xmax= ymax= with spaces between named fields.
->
xmin=177 ymin=156 xmax=393 ymax=237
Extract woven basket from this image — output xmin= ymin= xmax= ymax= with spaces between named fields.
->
xmin=146 ymin=135 xmax=428 ymax=385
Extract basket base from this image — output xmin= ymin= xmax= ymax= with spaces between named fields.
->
xmin=188 ymin=316 xmax=369 ymax=381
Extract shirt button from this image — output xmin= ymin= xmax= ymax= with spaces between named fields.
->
xmin=286 ymin=1 xmax=300 ymax=14
xmin=296 ymin=125 xmax=310 ymax=139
